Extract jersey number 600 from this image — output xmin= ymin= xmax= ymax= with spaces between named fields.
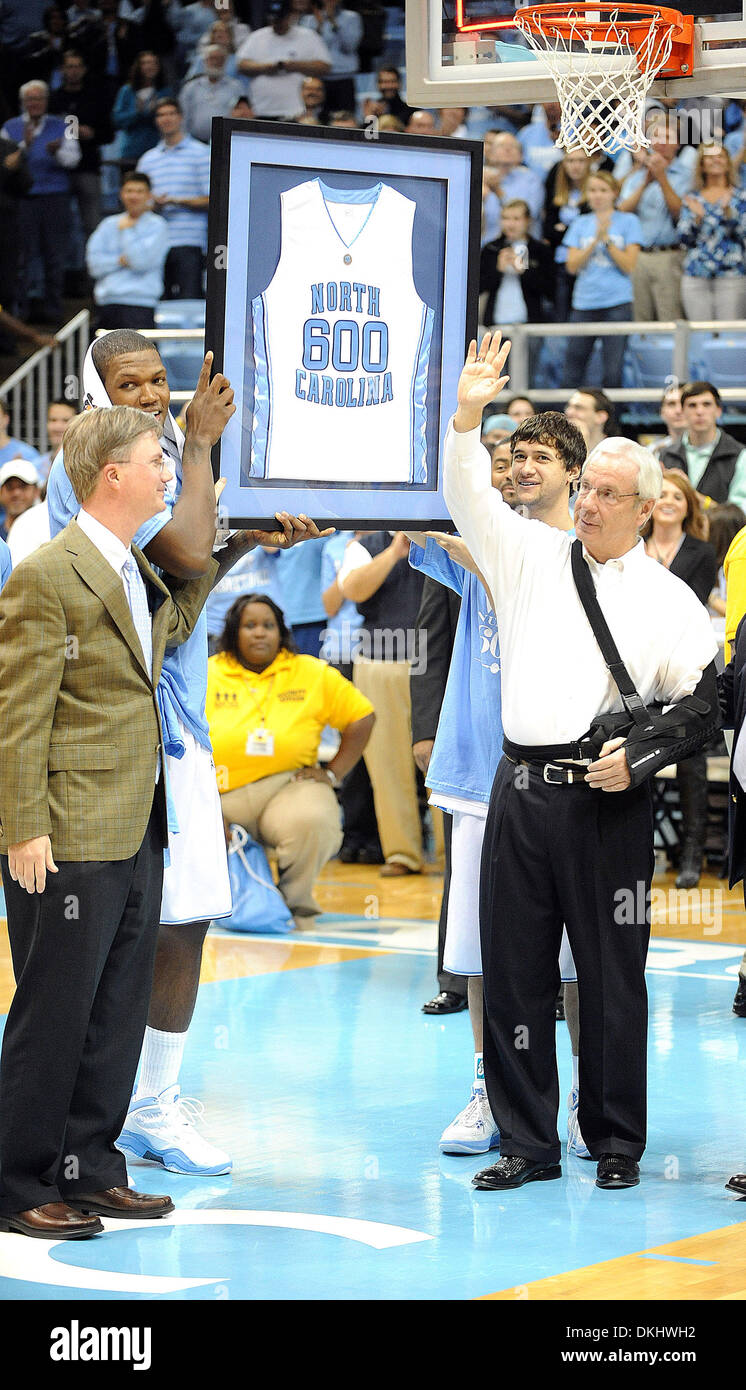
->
xmin=302 ymin=318 xmax=390 ymax=374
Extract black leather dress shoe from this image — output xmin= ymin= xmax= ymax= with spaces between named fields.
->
xmin=596 ymin=1154 xmax=640 ymax=1189
xmin=472 ymin=1155 xmax=562 ymax=1190
xmin=733 ymin=974 xmax=746 ymax=1018
xmin=725 ymin=1172 xmax=746 ymax=1196
xmin=65 ymin=1186 xmax=174 ymax=1219
xmin=422 ymin=990 xmax=468 ymax=1015
xmin=0 ymin=1202 xmax=103 ymax=1239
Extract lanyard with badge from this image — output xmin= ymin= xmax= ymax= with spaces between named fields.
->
xmin=244 ymin=675 xmax=277 ymax=757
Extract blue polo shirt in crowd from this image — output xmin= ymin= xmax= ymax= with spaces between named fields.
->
xmin=46 ymin=447 xmax=212 ymax=754
xmin=205 ymin=546 xmax=284 ymax=639
xmin=0 ymin=439 xmax=42 ymax=468
xmin=482 ymin=165 xmax=545 ymax=244
xmin=137 ymin=133 xmax=211 ymax=251
xmin=408 ymin=538 xmax=503 ymax=807
xmin=562 ymin=209 xmax=642 ymax=309
xmin=619 ymin=153 xmax=693 ymax=247
xmin=275 ymin=539 xmax=327 ymax=626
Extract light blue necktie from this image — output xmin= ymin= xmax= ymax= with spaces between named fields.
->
xmin=121 ymin=553 xmax=153 ymax=682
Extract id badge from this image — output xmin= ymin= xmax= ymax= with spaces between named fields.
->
xmin=246 ymin=728 xmax=274 ymax=757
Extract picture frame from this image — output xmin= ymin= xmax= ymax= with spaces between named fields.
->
xmin=205 ymin=118 xmax=483 ymax=529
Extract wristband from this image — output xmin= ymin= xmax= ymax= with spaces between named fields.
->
xmin=324 ymin=767 xmax=339 ymax=788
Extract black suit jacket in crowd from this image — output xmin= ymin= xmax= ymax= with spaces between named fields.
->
xmin=668 ymin=533 xmax=719 ymax=609
xmin=410 ymin=573 xmax=461 ymax=747
xmin=718 ymin=613 xmax=746 ymax=888
xmin=479 ymin=234 xmax=554 ymax=325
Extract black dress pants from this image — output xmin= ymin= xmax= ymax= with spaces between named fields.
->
xmin=0 ymin=804 xmax=164 ymax=1214
xmin=479 ymin=756 xmax=654 ymax=1165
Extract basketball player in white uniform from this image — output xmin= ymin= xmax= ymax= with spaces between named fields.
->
xmin=250 ymin=178 xmax=435 ymax=485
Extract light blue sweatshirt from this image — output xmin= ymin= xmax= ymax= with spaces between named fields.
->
xmin=86 ymin=210 xmax=170 ymax=307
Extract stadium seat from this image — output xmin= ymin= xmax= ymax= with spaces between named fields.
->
xmin=155 ymin=300 xmax=206 ymax=329
xmin=691 ymin=335 xmax=746 ymax=397
xmin=155 ymin=341 xmax=206 ymax=392
xmin=622 ymin=334 xmax=675 ymax=389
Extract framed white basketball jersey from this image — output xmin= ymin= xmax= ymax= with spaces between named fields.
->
xmin=249 ymin=178 xmax=435 ymax=485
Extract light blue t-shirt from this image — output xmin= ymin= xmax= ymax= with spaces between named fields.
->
xmin=0 ymin=536 xmax=11 ymax=589
xmin=46 ymin=447 xmax=212 ymax=752
xmin=0 ymin=439 xmax=42 ymax=468
xmin=275 ymin=539 xmax=327 ymax=626
xmin=319 ymin=532 xmax=363 ymax=666
xmin=409 ymin=538 xmax=503 ymax=806
xmin=562 ymin=209 xmax=642 ymax=310
xmin=205 ymin=546 xmax=284 ymax=638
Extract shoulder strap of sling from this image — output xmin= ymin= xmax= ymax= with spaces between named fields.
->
xmin=570 ymin=539 xmax=653 ymax=731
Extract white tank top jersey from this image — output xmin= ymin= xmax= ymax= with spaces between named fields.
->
xmin=249 ymin=178 xmax=435 ymax=485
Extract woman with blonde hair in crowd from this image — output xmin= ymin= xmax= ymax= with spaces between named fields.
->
xmin=561 ymin=168 xmax=641 ymax=387
xmin=642 ymin=468 xmax=718 ymax=888
xmin=677 ymin=143 xmax=746 ymax=320
xmin=542 ymin=149 xmax=592 ymax=319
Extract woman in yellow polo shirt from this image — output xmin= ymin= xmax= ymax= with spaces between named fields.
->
xmin=207 ymin=593 xmax=375 ymax=928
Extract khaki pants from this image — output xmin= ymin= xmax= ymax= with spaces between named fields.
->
xmin=220 ymin=771 xmax=343 ymax=920
xmin=632 ymin=247 xmax=683 ymax=322
xmin=353 ymin=656 xmax=423 ymax=871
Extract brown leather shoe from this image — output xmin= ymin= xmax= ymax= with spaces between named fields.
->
xmin=0 ymin=1201 xmax=104 ymax=1239
xmin=65 ymin=1186 xmax=174 ymax=1219
xmin=380 ymin=862 xmax=420 ymax=877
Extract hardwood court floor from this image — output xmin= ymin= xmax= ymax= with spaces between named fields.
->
xmin=0 ymin=861 xmax=744 ymax=1302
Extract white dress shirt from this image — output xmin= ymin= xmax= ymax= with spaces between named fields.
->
xmin=76 ymin=508 xmax=152 ymax=673
xmin=443 ymin=422 xmax=718 ymax=747
xmin=77 ymin=505 xmax=133 ymax=578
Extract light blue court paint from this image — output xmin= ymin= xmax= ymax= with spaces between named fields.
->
xmin=638 ymin=1255 xmax=718 ymax=1266
xmin=0 ymin=925 xmax=744 ymax=1301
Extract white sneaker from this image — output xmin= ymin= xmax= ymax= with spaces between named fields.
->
xmin=567 ymin=1087 xmax=591 ymax=1159
xmin=439 ymin=1087 xmax=500 ymax=1155
xmin=117 ymin=1085 xmax=233 ymax=1176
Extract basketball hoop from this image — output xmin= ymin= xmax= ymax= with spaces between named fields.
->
xmin=511 ymin=4 xmax=695 ymax=153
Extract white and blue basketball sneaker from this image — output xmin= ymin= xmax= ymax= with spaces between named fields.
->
xmin=118 ymin=1086 xmax=232 ymax=1176
xmin=439 ymin=1087 xmax=500 ymax=1155
xmin=567 ymin=1087 xmax=592 ymax=1159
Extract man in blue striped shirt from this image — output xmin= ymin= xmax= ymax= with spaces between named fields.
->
xmin=137 ymin=99 xmax=210 ymax=300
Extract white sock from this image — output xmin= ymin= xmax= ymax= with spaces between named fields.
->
xmin=474 ymin=1052 xmax=486 ymax=1092
xmin=572 ymin=1055 xmax=579 ymax=1091
xmin=135 ymin=1028 xmax=188 ymax=1101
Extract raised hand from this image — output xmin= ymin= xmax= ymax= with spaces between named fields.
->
xmin=454 ymin=332 xmax=511 ymax=432
xmin=185 ymin=351 xmax=236 ymax=447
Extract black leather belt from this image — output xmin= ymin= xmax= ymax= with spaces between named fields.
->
xmin=503 ymin=752 xmax=590 ymax=786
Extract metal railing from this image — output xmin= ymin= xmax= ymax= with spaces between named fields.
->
xmin=1 ymin=311 xmax=90 ymax=451
xmin=500 ymin=318 xmax=746 ymax=403
xmin=6 ymin=311 xmax=744 ymax=442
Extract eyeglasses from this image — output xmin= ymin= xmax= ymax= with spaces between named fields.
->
xmin=577 ymin=481 xmax=640 ymax=507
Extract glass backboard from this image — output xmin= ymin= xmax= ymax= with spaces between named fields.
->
xmin=406 ymin=1 xmax=746 ymax=108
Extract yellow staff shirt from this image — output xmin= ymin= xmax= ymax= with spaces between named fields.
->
xmin=206 ymin=648 xmax=374 ymax=791
xmin=724 ymin=525 xmax=746 ymax=663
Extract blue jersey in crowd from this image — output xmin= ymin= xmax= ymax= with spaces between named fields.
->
xmin=205 ymin=546 xmax=284 ymax=639
xmin=409 ymin=538 xmax=503 ymax=807
xmin=319 ymin=532 xmax=363 ymax=666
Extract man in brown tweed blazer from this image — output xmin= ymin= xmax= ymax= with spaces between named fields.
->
xmin=0 ymin=405 xmax=219 ymax=1239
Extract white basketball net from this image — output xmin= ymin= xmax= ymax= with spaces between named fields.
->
xmin=514 ymin=7 xmax=678 ymax=153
